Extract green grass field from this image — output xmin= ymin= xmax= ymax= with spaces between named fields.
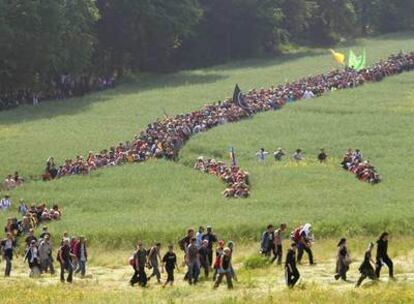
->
xmin=0 ymin=32 xmax=414 ymax=303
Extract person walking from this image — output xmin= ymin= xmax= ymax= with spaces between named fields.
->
xmin=58 ymin=238 xmax=73 ymax=283
xmin=186 ymin=238 xmax=200 ymax=285
xmin=148 ymin=242 xmax=162 ymax=283
xmin=1 ymin=233 xmax=16 ymax=277
xmin=131 ymin=242 xmax=148 ymax=287
xmin=260 ymin=224 xmax=275 ymax=258
xmin=39 ymin=234 xmax=55 ymax=275
xmin=292 ymin=224 xmax=314 ymax=265
xmin=334 ymin=238 xmax=351 ymax=281
xmin=202 ymin=226 xmax=217 ymax=268
xmin=74 ymin=236 xmax=88 ymax=278
xmin=25 ymin=240 xmax=41 ymax=277
xmin=285 ymin=243 xmax=300 ymax=288
xmin=375 ymin=232 xmax=394 ymax=279
xmin=162 ymin=244 xmax=178 ymax=287
xmin=199 ymin=239 xmax=210 ymax=278
xmin=272 ymin=223 xmax=287 ymax=265
xmin=213 ymin=247 xmax=234 ymax=289
xmin=356 ymin=242 xmax=377 ymax=287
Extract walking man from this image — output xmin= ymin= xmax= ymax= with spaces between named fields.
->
xmin=148 ymin=242 xmax=162 ymax=283
xmin=375 ymin=232 xmax=394 ymax=279
xmin=1 ymin=233 xmax=16 ymax=277
xmin=74 ymin=236 xmax=88 ymax=278
xmin=285 ymin=243 xmax=300 ymax=288
xmin=58 ymin=238 xmax=73 ymax=283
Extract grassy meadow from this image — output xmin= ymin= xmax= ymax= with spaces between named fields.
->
xmin=1 ymin=33 xmax=414 ymax=245
xmin=0 ymin=31 xmax=414 ymax=303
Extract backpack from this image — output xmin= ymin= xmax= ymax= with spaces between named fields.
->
xmin=291 ymin=226 xmax=303 ymax=242
xmin=128 ymin=255 xmax=135 ymax=267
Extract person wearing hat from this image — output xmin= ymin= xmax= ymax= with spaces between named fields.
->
xmin=74 ymin=236 xmax=88 ymax=278
xmin=285 ymin=242 xmax=300 ymax=288
xmin=58 ymin=238 xmax=73 ymax=283
xmin=202 ymin=225 xmax=217 ymax=268
xmin=39 ymin=234 xmax=55 ymax=274
xmin=25 ymin=229 xmax=38 ymax=248
xmin=213 ymin=247 xmax=233 ymax=289
xmin=1 ymin=233 xmax=16 ymax=277
xmin=274 ymin=148 xmax=285 ymax=161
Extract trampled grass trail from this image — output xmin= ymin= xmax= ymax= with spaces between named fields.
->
xmin=1 ymin=240 xmax=414 ymax=303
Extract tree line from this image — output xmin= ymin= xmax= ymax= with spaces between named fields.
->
xmin=0 ymin=0 xmax=413 ymax=94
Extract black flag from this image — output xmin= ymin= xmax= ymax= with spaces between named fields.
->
xmin=232 ymin=84 xmax=252 ymax=115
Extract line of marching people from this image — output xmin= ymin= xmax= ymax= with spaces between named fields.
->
xmin=260 ymin=223 xmax=394 ymax=288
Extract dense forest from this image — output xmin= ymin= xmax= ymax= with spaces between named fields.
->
xmin=0 ymin=0 xmax=413 ymax=97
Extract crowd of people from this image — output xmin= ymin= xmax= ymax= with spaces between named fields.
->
xmin=129 ymin=225 xmax=236 ymax=289
xmin=0 ymin=74 xmax=116 ymax=111
xmin=39 ymin=52 xmax=414 ymax=185
xmin=341 ymin=149 xmax=381 ymax=184
xmin=193 ymin=157 xmax=250 ymax=198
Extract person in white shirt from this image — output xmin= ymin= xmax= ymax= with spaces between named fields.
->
xmin=303 ymin=89 xmax=315 ymax=99
xmin=256 ymin=148 xmax=269 ymax=161
xmin=0 ymin=195 xmax=12 ymax=210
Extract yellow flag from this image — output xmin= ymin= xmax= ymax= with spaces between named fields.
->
xmin=330 ymin=49 xmax=345 ymax=65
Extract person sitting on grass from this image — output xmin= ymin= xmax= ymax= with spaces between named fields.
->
xmin=162 ymin=244 xmax=179 ymax=287
xmin=213 ymin=247 xmax=234 ymax=289
xmin=0 ymin=195 xmax=12 ymax=210
xmin=3 ymin=175 xmax=16 ymax=190
xmin=356 ymin=242 xmax=377 ymax=287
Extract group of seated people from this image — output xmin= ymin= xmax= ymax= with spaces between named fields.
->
xmin=5 ymin=200 xmax=62 ymax=238
xmin=0 ymin=74 xmax=116 ymax=111
xmin=194 ymin=157 xmax=250 ymax=198
xmin=40 ymin=51 xmax=414 ymax=182
xmin=2 ymin=172 xmax=24 ymax=190
xmin=341 ymin=149 xmax=381 ymax=184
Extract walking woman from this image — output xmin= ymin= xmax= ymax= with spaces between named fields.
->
xmin=334 ymin=238 xmax=351 ymax=281
xmin=375 ymin=232 xmax=394 ymax=279
xmin=356 ymin=242 xmax=377 ymax=287
xmin=213 ymin=247 xmax=233 ymax=289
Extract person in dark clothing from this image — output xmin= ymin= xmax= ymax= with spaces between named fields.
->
xmin=356 ymin=242 xmax=377 ymax=287
xmin=147 ymin=242 xmax=161 ymax=283
xmin=199 ymin=239 xmax=210 ymax=278
xmin=260 ymin=224 xmax=274 ymax=258
xmin=58 ymin=238 xmax=73 ymax=283
xmin=285 ymin=243 xmax=300 ymax=288
xmin=202 ymin=226 xmax=217 ymax=268
xmin=162 ymin=244 xmax=178 ymax=287
xmin=375 ymin=232 xmax=394 ymax=279
xmin=318 ymin=149 xmax=328 ymax=163
xmin=213 ymin=247 xmax=233 ymax=289
xmin=186 ymin=238 xmax=200 ymax=285
xmin=293 ymin=224 xmax=314 ymax=265
xmin=1 ymin=233 xmax=16 ymax=277
xmin=335 ymin=238 xmax=351 ymax=281
xmin=130 ymin=242 xmax=148 ymax=287
xmin=178 ymin=228 xmax=195 ymax=281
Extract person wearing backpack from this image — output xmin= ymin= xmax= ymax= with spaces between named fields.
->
xmin=291 ymin=224 xmax=314 ymax=265
xmin=285 ymin=242 xmax=300 ymax=288
xmin=260 ymin=224 xmax=275 ymax=258
xmin=147 ymin=242 xmax=162 ymax=283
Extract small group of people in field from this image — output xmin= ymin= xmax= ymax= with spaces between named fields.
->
xmin=130 ymin=226 xmax=235 ymax=289
xmin=260 ymin=223 xmax=394 ymax=288
xmin=35 ymin=52 xmax=414 ymax=186
xmin=341 ymin=148 xmax=381 ymax=184
xmin=256 ymin=148 xmax=327 ymax=163
xmin=1 ymin=226 xmax=88 ymax=283
xmin=194 ymin=157 xmax=250 ymax=198
xmin=2 ymin=172 xmax=24 ymax=190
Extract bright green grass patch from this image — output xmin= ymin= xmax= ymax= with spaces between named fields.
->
xmin=0 ymin=33 xmax=414 ymax=247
